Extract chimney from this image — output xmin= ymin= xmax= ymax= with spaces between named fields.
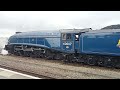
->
xmin=16 ymin=32 xmax=22 ymax=34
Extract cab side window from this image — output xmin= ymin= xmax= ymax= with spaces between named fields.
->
xmin=62 ymin=33 xmax=66 ymax=40
xmin=66 ymin=33 xmax=71 ymax=40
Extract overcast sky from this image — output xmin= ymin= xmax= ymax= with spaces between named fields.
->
xmin=0 ymin=11 xmax=120 ymax=37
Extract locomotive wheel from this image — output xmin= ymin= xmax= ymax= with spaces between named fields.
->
xmin=65 ymin=55 xmax=74 ymax=63
xmin=30 ymin=52 xmax=36 ymax=58
xmin=54 ymin=53 xmax=64 ymax=60
xmin=87 ymin=59 xmax=97 ymax=66
xmin=19 ymin=51 xmax=24 ymax=56
xmin=115 ymin=63 xmax=120 ymax=69
xmin=45 ymin=50 xmax=54 ymax=60
xmin=111 ymin=58 xmax=120 ymax=68
xmin=103 ymin=58 xmax=111 ymax=67
xmin=83 ymin=57 xmax=88 ymax=65
xmin=23 ymin=51 xmax=30 ymax=57
xmin=97 ymin=60 xmax=104 ymax=66
xmin=34 ymin=50 xmax=40 ymax=58
xmin=13 ymin=51 xmax=20 ymax=56
xmin=97 ymin=56 xmax=105 ymax=67
xmin=101 ymin=57 xmax=114 ymax=68
xmin=54 ymin=54 xmax=60 ymax=60
xmin=84 ymin=55 xmax=95 ymax=66
xmin=39 ymin=53 xmax=45 ymax=58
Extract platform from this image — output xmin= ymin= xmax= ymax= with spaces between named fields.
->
xmin=0 ymin=68 xmax=40 ymax=79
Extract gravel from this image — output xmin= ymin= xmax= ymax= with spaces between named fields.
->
xmin=0 ymin=55 xmax=120 ymax=79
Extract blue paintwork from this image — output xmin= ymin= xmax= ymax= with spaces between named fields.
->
xmin=37 ymin=38 xmax=45 ymax=45
xmin=61 ymin=33 xmax=75 ymax=53
xmin=8 ymin=31 xmax=61 ymax=50
xmin=60 ymin=33 xmax=81 ymax=53
xmin=62 ymin=41 xmax=73 ymax=51
xmin=8 ymin=30 xmax=80 ymax=53
xmin=8 ymin=29 xmax=120 ymax=56
xmin=24 ymin=38 xmax=29 ymax=43
xmin=80 ymin=30 xmax=120 ymax=56
xmin=9 ymin=31 xmax=79 ymax=53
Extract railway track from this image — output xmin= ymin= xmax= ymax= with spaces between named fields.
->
xmin=10 ymin=54 xmax=120 ymax=73
xmin=0 ymin=65 xmax=54 ymax=79
xmin=0 ymin=64 xmax=113 ymax=79
xmin=0 ymin=55 xmax=120 ymax=79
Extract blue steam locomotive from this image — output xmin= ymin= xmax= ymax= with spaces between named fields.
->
xmin=5 ymin=28 xmax=120 ymax=68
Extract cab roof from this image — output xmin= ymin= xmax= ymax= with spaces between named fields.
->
xmin=59 ymin=28 xmax=92 ymax=33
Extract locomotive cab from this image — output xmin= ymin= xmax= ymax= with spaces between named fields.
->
xmin=61 ymin=33 xmax=73 ymax=52
xmin=60 ymin=28 xmax=91 ymax=54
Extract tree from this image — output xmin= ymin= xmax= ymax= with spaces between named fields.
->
xmin=101 ymin=24 xmax=120 ymax=29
